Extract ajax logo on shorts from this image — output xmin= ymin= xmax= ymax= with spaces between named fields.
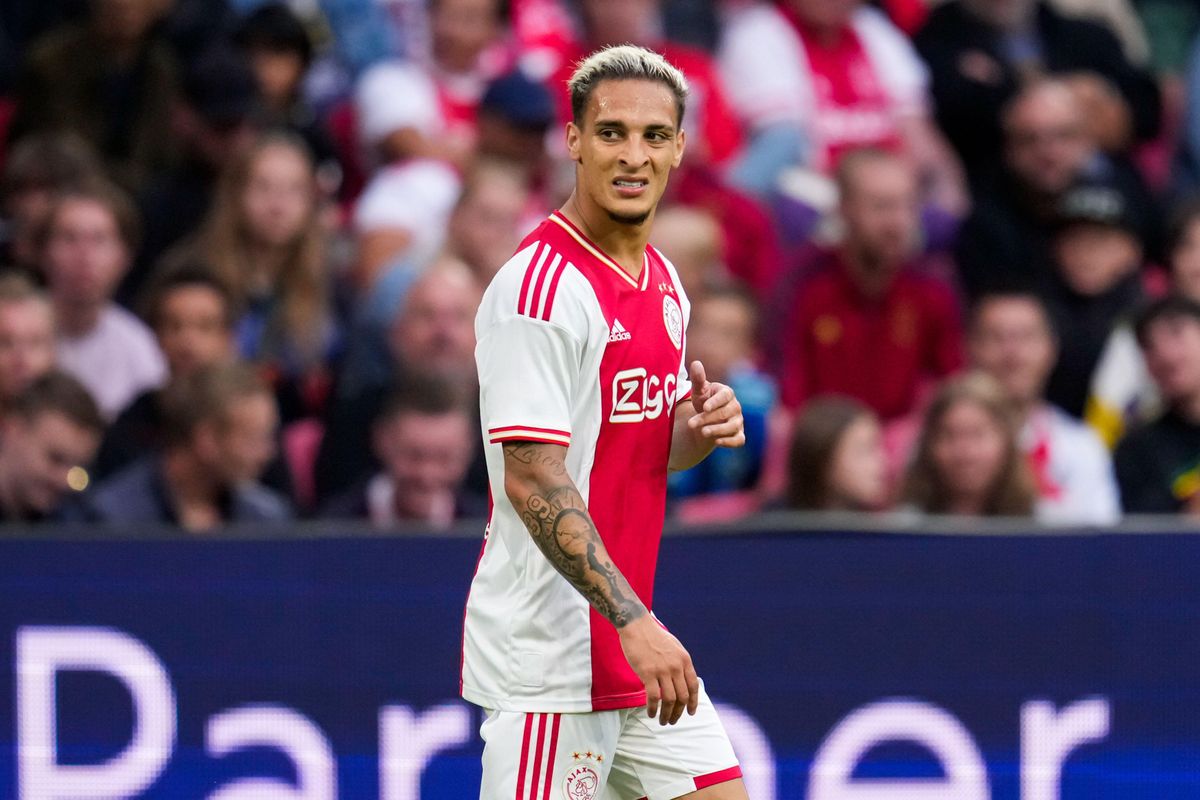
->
xmin=563 ymin=765 xmax=599 ymax=800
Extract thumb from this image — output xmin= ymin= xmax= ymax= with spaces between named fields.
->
xmin=688 ymin=360 xmax=709 ymax=411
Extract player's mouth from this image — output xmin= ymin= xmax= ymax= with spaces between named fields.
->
xmin=612 ymin=177 xmax=649 ymax=198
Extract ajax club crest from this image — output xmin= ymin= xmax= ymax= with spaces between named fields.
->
xmin=563 ymin=765 xmax=599 ymax=800
xmin=662 ymin=294 xmax=683 ymax=350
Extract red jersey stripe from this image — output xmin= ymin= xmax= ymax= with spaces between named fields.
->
xmin=528 ymin=713 xmax=548 ymax=800
xmin=540 ymin=258 xmax=569 ymax=321
xmin=514 ymin=713 xmax=534 ymax=800
xmin=518 ymin=244 xmax=552 ymax=316
xmin=693 ymin=765 xmax=743 ymax=790
xmin=489 ymin=433 xmax=571 ymax=446
xmin=542 ymin=714 xmax=561 ymax=800
xmin=489 ymin=424 xmax=571 ymax=436
xmin=529 ymin=252 xmax=561 ymax=320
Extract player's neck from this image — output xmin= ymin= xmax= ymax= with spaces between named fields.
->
xmin=560 ymin=193 xmax=651 ymax=279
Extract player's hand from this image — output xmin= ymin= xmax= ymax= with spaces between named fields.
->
xmin=686 ymin=361 xmax=745 ymax=448
xmin=618 ymin=616 xmax=700 ymax=726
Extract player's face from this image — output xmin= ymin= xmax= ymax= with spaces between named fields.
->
xmin=567 ymin=78 xmax=685 ymax=227
xmin=969 ymin=298 xmax=1056 ymax=406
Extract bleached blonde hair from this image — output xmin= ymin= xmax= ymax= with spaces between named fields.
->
xmin=568 ymin=44 xmax=689 ymax=125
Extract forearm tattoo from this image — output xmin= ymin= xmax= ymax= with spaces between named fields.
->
xmin=503 ymin=443 xmax=647 ymax=628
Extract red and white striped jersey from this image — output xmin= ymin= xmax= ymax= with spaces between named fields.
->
xmin=462 ymin=211 xmax=692 ymax=713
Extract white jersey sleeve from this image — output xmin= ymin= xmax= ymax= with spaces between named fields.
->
xmin=478 ymin=316 xmax=580 ymax=447
xmin=475 ymin=241 xmax=596 ymax=447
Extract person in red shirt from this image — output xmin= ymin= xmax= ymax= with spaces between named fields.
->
xmin=771 ymin=149 xmax=965 ymax=420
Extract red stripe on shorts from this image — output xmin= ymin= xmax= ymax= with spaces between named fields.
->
xmin=693 ymin=764 xmax=743 ymax=789
xmin=515 ymin=713 xmax=534 ymax=800
xmin=529 ymin=713 xmax=548 ymax=800
xmin=542 ymin=714 xmax=561 ymax=800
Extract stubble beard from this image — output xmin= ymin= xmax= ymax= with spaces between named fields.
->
xmin=606 ymin=209 xmax=651 ymax=226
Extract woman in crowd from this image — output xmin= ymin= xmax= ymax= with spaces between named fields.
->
xmin=903 ymin=373 xmax=1037 ymax=517
xmin=787 ymin=396 xmax=889 ymax=512
xmin=180 ymin=130 xmax=342 ymax=422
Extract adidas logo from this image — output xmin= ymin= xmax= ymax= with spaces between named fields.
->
xmin=608 ymin=319 xmax=632 ymax=342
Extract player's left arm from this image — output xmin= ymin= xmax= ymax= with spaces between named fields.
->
xmin=669 ymin=360 xmax=745 ymax=472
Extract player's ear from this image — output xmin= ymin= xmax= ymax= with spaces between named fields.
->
xmin=566 ymin=121 xmax=582 ymax=163
xmin=672 ymin=128 xmax=687 ymax=168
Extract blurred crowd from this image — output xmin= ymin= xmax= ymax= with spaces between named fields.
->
xmin=2 ymin=0 xmax=1200 ymax=531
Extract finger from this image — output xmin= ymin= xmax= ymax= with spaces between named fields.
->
xmin=701 ymin=385 xmax=734 ymax=413
xmin=645 ymin=682 xmax=661 ymax=721
xmin=657 ymin=676 xmax=676 ymax=726
xmin=688 ymin=360 xmax=708 ymax=391
xmin=701 ymin=416 xmax=744 ymax=439
xmin=670 ymin=669 xmax=690 ymax=725
xmin=695 ymin=403 xmax=740 ymax=428
xmin=714 ymin=431 xmax=746 ymax=448
xmin=685 ymin=661 xmax=700 ymax=716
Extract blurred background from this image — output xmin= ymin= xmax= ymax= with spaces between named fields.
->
xmin=1 ymin=0 xmax=1200 ymax=796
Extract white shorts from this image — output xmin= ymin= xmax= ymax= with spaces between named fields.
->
xmin=479 ymin=682 xmax=741 ymax=800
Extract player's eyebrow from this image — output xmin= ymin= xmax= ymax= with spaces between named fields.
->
xmin=592 ymin=119 xmax=677 ymax=136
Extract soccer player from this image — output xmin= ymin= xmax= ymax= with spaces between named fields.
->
xmin=462 ymin=46 xmax=749 ymax=799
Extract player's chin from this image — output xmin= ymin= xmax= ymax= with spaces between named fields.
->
xmin=602 ymin=197 xmax=656 ymax=226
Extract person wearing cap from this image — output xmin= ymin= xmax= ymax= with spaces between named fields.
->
xmin=1114 ymin=296 xmax=1200 ymax=514
xmin=955 ymin=79 xmax=1160 ymax=303
xmin=8 ymin=0 xmax=178 ymax=195
xmin=476 ymin=69 xmax=555 ymax=180
xmin=1040 ymin=177 xmax=1147 ymax=419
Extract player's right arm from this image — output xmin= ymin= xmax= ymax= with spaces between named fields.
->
xmin=501 ymin=440 xmax=700 ymax=726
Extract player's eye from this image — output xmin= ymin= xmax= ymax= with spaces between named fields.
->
xmin=598 ymin=129 xmax=621 ymax=140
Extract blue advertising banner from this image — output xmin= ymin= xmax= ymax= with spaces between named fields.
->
xmin=0 ymin=528 xmax=1196 ymax=799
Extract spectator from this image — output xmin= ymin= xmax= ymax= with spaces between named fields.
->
xmin=719 ymin=0 xmax=966 ymax=212
xmin=1114 ymin=296 xmax=1200 ymax=513
xmin=0 ymin=276 xmax=57 ymax=418
xmin=131 ymin=44 xmax=261 ymax=303
xmin=955 ymin=79 xmax=1158 ymax=300
xmin=233 ymin=4 xmax=338 ymax=182
xmin=320 ymin=377 xmax=485 ymax=527
xmin=650 ymin=205 xmax=729 ymax=301
xmin=92 ymin=267 xmax=237 ymax=480
xmin=8 ymin=0 xmax=179 ymax=194
xmin=172 ymin=130 xmax=340 ymax=422
xmin=0 ymin=371 xmax=104 ymax=522
xmin=1 ymin=133 xmax=104 ymax=274
xmin=902 ymin=372 xmax=1038 ymax=517
xmin=915 ymin=0 xmax=1161 ymax=176
xmin=1041 ymin=178 xmax=1146 ymax=418
xmin=969 ymin=288 xmax=1120 ymax=523
xmin=446 ymin=158 xmax=534 ymax=285
xmin=1085 ymin=196 xmax=1200 ymax=445
xmin=772 ymin=149 xmax=964 ymax=422
xmin=316 ymin=259 xmax=482 ymax=500
xmin=475 ymin=69 xmax=556 ymax=180
xmin=787 ymin=396 xmax=888 ymax=512
xmin=669 ymin=287 xmax=775 ymax=499
xmin=352 ymin=62 xmax=463 ymax=290
xmin=42 ymin=180 xmax=167 ymax=419
xmin=75 ymin=362 xmax=291 ymax=530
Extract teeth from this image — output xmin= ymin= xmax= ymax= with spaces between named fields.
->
xmin=615 ymin=180 xmax=643 ymax=187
